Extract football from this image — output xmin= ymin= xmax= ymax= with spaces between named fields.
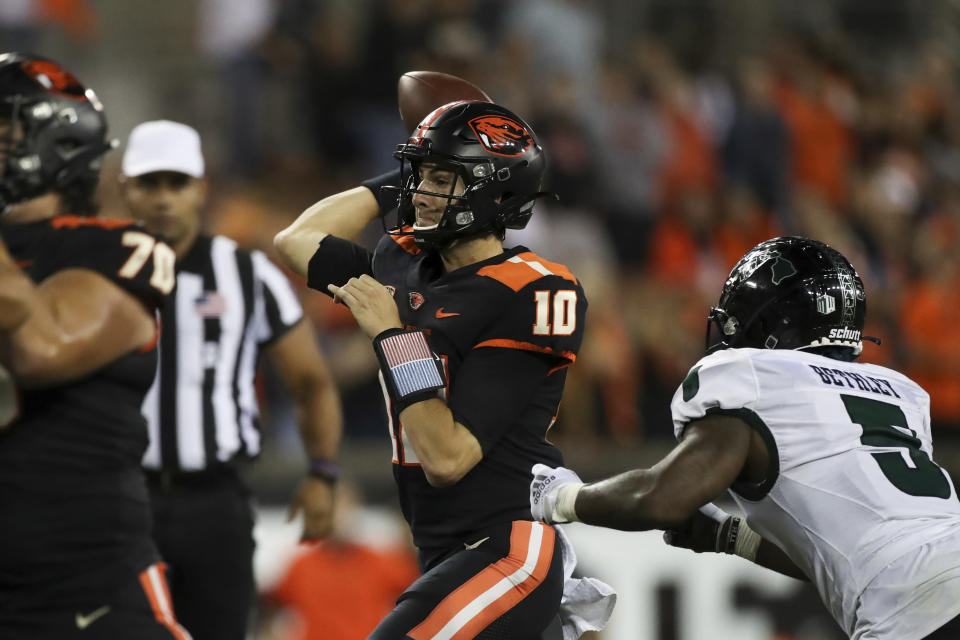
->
xmin=397 ymin=70 xmax=491 ymax=134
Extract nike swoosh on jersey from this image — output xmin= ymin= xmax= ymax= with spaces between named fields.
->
xmin=435 ymin=308 xmax=460 ymax=319
xmin=76 ymin=605 xmax=111 ymax=629
xmin=464 ymin=536 xmax=490 ymax=550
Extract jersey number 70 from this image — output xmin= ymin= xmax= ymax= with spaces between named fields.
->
xmin=119 ymin=230 xmax=176 ymax=294
xmin=842 ymin=394 xmax=952 ymax=499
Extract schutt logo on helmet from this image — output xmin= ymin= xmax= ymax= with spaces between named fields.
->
xmin=468 ymin=115 xmax=534 ymax=157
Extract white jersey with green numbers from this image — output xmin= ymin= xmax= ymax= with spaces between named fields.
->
xmin=671 ymin=348 xmax=960 ymax=640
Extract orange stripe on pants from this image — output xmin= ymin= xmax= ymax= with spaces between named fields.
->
xmin=138 ymin=563 xmax=193 ymax=640
xmin=408 ymin=521 xmax=556 ymax=640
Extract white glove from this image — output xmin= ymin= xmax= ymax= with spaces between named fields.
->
xmin=530 ymin=463 xmax=584 ymax=524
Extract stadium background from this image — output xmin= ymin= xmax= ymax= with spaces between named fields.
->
xmin=6 ymin=1 xmax=960 ymax=638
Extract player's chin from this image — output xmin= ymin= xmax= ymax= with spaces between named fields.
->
xmin=145 ymin=220 xmax=182 ymax=242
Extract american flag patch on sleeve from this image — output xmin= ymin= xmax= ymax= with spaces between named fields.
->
xmin=377 ymin=330 xmax=445 ymax=398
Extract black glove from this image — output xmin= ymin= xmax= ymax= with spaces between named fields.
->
xmin=664 ymin=503 xmax=760 ymax=561
xmin=663 ymin=503 xmax=732 ymax=553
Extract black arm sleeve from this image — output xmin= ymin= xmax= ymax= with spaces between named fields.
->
xmin=306 ymin=235 xmax=374 ymax=296
xmin=360 ymin=167 xmax=403 ymax=215
xmin=449 ymin=347 xmax=554 ymax=453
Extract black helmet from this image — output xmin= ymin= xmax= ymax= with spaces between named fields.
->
xmin=706 ymin=237 xmax=872 ymax=359
xmin=385 ymin=100 xmax=552 ymax=248
xmin=0 ymin=52 xmax=114 ymax=212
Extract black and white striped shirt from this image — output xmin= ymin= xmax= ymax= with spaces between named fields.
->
xmin=141 ymin=234 xmax=303 ymax=471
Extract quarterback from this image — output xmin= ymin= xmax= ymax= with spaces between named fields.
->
xmin=276 ymin=101 xmax=614 ymax=639
xmin=531 ymin=237 xmax=960 ymax=640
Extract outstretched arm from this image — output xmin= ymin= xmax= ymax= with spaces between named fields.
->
xmin=528 ymin=412 xmax=809 ymax=582
xmin=664 ymin=503 xmax=808 ymax=581
xmin=573 ymin=414 xmax=752 ymax=529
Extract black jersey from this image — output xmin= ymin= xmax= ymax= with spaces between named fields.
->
xmin=311 ymin=231 xmax=586 ymax=568
xmin=0 ymin=216 xmax=173 ymax=605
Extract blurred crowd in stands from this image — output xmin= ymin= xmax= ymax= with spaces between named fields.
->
xmin=5 ymin=0 xmax=960 ymax=450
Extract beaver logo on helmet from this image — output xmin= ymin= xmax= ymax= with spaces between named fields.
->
xmin=20 ymin=60 xmax=87 ymax=100
xmin=468 ymin=115 xmax=533 ymax=157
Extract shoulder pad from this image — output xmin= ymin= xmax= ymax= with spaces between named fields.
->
xmin=671 ymin=350 xmax=760 ymax=440
xmin=477 ymin=251 xmax=578 ymax=292
xmin=474 ymin=254 xmax=586 ymax=371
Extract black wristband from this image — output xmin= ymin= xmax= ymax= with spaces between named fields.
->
xmin=718 ymin=516 xmax=739 ymax=554
xmin=306 ymin=235 xmax=373 ymax=295
xmin=373 ymin=328 xmax=446 ymax=413
xmin=361 ymin=168 xmax=403 ymax=216
xmin=308 ymin=459 xmax=339 ymax=484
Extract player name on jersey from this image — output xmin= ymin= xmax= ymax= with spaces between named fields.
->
xmin=808 ymin=365 xmax=902 ymax=398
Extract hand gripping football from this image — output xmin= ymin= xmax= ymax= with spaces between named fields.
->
xmin=397 ymin=70 xmax=491 ymax=134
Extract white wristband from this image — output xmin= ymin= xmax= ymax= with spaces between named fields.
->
xmin=699 ymin=502 xmax=731 ymax=523
xmin=733 ymin=519 xmax=762 ymax=562
xmin=553 ymin=482 xmax=584 ymax=523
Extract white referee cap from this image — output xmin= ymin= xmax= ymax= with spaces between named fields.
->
xmin=122 ymin=120 xmax=205 ymax=178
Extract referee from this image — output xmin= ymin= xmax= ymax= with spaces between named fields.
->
xmin=118 ymin=120 xmax=343 ymax=640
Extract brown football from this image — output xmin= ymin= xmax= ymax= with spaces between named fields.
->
xmin=397 ymin=70 xmax=491 ymax=134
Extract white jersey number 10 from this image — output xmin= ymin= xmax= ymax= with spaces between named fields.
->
xmin=533 ymin=290 xmax=577 ymax=336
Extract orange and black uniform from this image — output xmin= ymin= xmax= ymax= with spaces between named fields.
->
xmin=308 ymin=230 xmax=586 ymax=639
xmin=0 ymin=217 xmax=189 ymax=640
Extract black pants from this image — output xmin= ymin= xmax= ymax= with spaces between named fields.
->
xmin=147 ymin=467 xmax=256 ymax=640
xmin=368 ymin=520 xmax=564 ymax=640
xmin=0 ymin=561 xmax=191 ymax=640
xmin=925 ymin=611 xmax=960 ymax=639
